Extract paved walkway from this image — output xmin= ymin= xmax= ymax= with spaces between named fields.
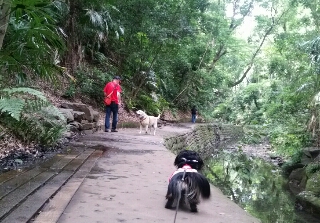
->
xmin=40 ymin=124 xmax=261 ymax=223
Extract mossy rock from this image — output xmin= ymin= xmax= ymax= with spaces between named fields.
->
xmin=297 ymin=191 xmax=320 ymax=214
xmin=306 ymin=171 xmax=320 ymax=196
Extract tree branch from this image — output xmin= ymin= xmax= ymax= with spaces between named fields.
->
xmin=228 ymin=9 xmax=287 ymax=87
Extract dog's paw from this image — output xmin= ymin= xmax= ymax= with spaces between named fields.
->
xmin=165 ymin=204 xmax=174 ymax=210
xmin=190 ymin=204 xmax=198 ymax=212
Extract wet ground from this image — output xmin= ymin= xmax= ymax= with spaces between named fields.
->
xmin=53 ymin=124 xmax=260 ymax=223
xmin=0 ymin=123 xmax=262 ymax=223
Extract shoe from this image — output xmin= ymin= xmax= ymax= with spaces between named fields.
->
xmin=105 ymin=129 xmax=110 ymax=132
xmin=111 ymin=129 xmax=118 ymax=132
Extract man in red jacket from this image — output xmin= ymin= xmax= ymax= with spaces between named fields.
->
xmin=103 ymin=76 xmax=122 ymax=132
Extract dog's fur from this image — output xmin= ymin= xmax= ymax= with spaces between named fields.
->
xmin=174 ymin=150 xmax=204 ymax=170
xmin=165 ymin=150 xmax=210 ymax=212
xmin=136 ymin=110 xmax=160 ymax=135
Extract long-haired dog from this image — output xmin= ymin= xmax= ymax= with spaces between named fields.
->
xmin=165 ymin=150 xmax=211 ymax=212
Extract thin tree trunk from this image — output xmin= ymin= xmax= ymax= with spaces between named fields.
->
xmin=208 ymin=0 xmax=254 ymax=71
xmin=0 ymin=0 xmax=11 ymax=50
xmin=229 ymin=10 xmax=287 ymax=87
xmin=64 ymin=0 xmax=80 ymax=76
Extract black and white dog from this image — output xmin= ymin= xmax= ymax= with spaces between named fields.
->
xmin=165 ymin=150 xmax=211 ymax=212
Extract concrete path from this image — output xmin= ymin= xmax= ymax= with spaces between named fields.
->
xmin=55 ymin=124 xmax=261 ymax=223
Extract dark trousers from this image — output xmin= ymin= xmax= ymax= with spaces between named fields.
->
xmin=191 ymin=114 xmax=196 ymax=123
xmin=105 ymin=102 xmax=119 ymax=130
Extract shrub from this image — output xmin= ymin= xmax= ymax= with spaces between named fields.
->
xmin=74 ymin=68 xmax=113 ymax=106
xmin=0 ymin=87 xmax=67 ymax=146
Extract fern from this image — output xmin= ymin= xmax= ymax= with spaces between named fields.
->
xmin=1 ymin=87 xmax=48 ymax=101
xmin=0 ymin=98 xmax=25 ymax=120
xmin=0 ymin=87 xmax=67 ymax=146
xmin=0 ymin=87 xmax=49 ymax=120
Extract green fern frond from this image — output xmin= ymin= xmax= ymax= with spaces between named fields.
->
xmin=0 ymin=98 xmax=25 ymax=120
xmin=0 ymin=87 xmax=50 ymax=120
xmin=1 ymin=87 xmax=48 ymax=101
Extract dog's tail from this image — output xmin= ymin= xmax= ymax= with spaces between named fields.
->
xmin=167 ymin=172 xmax=210 ymax=201
xmin=192 ymin=173 xmax=211 ymax=199
xmin=166 ymin=174 xmax=188 ymax=201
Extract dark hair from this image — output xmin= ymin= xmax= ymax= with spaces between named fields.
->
xmin=113 ymin=76 xmax=121 ymax=80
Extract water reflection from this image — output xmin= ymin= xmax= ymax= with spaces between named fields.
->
xmin=205 ymin=150 xmax=319 ymax=223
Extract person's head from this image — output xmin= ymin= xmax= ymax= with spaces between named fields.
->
xmin=113 ymin=76 xmax=121 ymax=84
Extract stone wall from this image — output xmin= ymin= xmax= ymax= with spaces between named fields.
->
xmin=164 ymin=123 xmax=244 ymax=160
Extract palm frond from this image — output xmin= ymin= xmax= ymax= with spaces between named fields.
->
xmin=85 ymin=9 xmax=104 ymax=28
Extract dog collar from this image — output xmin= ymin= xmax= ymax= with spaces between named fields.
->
xmin=139 ymin=117 xmax=147 ymax=122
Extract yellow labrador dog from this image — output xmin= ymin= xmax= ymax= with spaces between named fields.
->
xmin=136 ymin=110 xmax=160 ymax=135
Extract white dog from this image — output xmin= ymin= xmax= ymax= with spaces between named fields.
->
xmin=136 ymin=110 xmax=160 ymax=135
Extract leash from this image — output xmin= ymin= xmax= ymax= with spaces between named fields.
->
xmin=173 ymin=169 xmax=186 ymax=223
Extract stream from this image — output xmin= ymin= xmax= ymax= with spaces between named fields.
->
xmin=206 ymin=150 xmax=320 ymax=223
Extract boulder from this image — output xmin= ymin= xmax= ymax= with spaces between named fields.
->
xmin=303 ymin=147 xmax=320 ymax=160
xmin=73 ymin=111 xmax=86 ymax=122
xmin=93 ymin=111 xmax=100 ymax=122
xmin=59 ymin=108 xmax=74 ymax=123
xmin=306 ymin=171 xmax=320 ymax=196
xmin=69 ymin=121 xmax=81 ymax=129
xmin=288 ymin=168 xmax=307 ymax=195
xmin=81 ymin=123 xmax=95 ymax=130
xmin=297 ymin=191 xmax=320 ymax=215
xmin=67 ymin=121 xmax=81 ymax=132
xmin=61 ymin=102 xmax=95 ymax=122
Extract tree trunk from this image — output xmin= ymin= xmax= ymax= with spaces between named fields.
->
xmin=229 ymin=9 xmax=288 ymax=87
xmin=0 ymin=0 xmax=11 ymax=50
xmin=63 ymin=0 xmax=81 ymax=76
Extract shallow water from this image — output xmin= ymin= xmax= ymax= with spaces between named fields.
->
xmin=206 ymin=150 xmax=320 ymax=223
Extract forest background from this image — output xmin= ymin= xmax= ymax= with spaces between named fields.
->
xmin=0 ymin=0 xmax=320 ymax=160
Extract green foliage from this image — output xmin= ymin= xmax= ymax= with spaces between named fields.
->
xmin=306 ymin=171 xmax=320 ymax=196
xmin=269 ymin=125 xmax=311 ymax=157
xmin=0 ymin=87 xmax=50 ymax=120
xmin=2 ymin=0 xmax=320 ymax=159
xmin=281 ymin=150 xmax=303 ymax=175
xmin=0 ymin=98 xmax=25 ymax=121
xmin=63 ymin=68 xmax=113 ymax=105
xmin=240 ymin=125 xmax=269 ymax=144
xmin=0 ymin=87 xmax=66 ymax=146
xmin=62 ymin=82 xmax=77 ymax=99
xmin=306 ymin=163 xmax=320 ymax=176
xmin=1 ymin=0 xmax=67 ymax=82
xmin=0 ymin=104 xmax=67 ymax=146
xmin=132 ymin=93 xmax=169 ymax=116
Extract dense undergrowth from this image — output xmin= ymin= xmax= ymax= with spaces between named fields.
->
xmin=1 ymin=0 xmax=320 ymax=166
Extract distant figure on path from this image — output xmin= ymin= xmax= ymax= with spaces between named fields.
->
xmin=103 ymin=76 xmax=122 ymax=132
xmin=191 ymin=106 xmax=197 ymax=123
